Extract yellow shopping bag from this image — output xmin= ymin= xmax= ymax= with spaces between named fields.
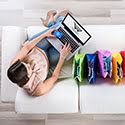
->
xmin=112 ymin=53 xmax=123 ymax=84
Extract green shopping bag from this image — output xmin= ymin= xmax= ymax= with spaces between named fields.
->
xmin=72 ymin=53 xmax=85 ymax=83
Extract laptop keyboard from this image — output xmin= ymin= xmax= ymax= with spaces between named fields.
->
xmin=58 ymin=27 xmax=79 ymax=53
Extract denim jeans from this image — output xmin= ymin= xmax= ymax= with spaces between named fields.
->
xmin=29 ymin=16 xmax=64 ymax=67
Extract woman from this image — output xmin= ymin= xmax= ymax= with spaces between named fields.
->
xmin=28 ymin=10 xmax=71 ymax=66
xmin=7 ymin=10 xmax=71 ymax=96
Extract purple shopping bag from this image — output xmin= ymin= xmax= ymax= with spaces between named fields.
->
xmin=97 ymin=50 xmax=112 ymax=78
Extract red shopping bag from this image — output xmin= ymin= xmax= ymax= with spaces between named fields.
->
xmin=120 ymin=51 xmax=125 ymax=77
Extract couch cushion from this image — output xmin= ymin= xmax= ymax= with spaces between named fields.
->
xmin=80 ymin=25 xmax=125 ymax=114
xmin=15 ymin=78 xmax=78 ymax=114
xmin=1 ymin=26 xmax=27 ymax=102
xmin=15 ymin=26 xmax=77 ymax=114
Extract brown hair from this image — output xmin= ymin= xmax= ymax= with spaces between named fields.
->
xmin=7 ymin=60 xmax=29 ymax=87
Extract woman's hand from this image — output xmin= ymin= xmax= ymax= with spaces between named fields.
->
xmin=44 ymin=28 xmax=56 ymax=38
xmin=60 ymin=43 xmax=71 ymax=60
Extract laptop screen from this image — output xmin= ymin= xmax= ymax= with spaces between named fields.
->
xmin=62 ymin=13 xmax=91 ymax=45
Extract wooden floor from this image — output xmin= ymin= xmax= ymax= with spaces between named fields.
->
xmin=1 ymin=0 xmax=125 ymax=27
xmin=1 ymin=0 xmax=125 ymax=125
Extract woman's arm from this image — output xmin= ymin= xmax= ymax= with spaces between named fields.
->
xmin=24 ymin=28 xmax=56 ymax=51
xmin=11 ymin=28 xmax=56 ymax=65
xmin=34 ymin=43 xmax=71 ymax=96
xmin=52 ymin=43 xmax=71 ymax=79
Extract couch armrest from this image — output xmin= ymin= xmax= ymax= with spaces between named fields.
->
xmin=1 ymin=26 xmax=27 ymax=102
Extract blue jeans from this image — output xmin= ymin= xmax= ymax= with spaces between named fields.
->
xmin=29 ymin=16 xmax=64 ymax=67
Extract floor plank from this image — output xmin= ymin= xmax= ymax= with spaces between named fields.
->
xmin=46 ymin=119 xmax=125 ymax=125
xmin=0 ymin=119 xmax=45 ymax=125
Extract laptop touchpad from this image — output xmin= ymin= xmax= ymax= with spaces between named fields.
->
xmin=47 ymin=38 xmax=62 ymax=51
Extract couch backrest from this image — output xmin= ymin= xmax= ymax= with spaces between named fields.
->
xmin=80 ymin=25 xmax=125 ymax=53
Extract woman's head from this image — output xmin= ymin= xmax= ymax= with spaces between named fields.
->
xmin=7 ymin=60 xmax=32 ymax=87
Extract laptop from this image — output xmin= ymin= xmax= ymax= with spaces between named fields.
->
xmin=47 ymin=13 xmax=91 ymax=60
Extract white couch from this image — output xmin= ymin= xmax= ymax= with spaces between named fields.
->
xmin=1 ymin=25 xmax=125 ymax=114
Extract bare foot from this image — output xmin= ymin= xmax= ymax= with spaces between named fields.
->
xmin=56 ymin=10 xmax=72 ymax=19
xmin=40 ymin=10 xmax=57 ymax=27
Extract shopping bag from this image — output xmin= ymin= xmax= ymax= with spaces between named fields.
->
xmin=72 ymin=54 xmax=85 ymax=83
xmin=85 ymin=54 xmax=97 ymax=83
xmin=120 ymin=51 xmax=125 ymax=77
xmin=112 ymin=53 xmax=123 ymax=84
xmin=97 ymin=50 xmax=112 ymax=78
